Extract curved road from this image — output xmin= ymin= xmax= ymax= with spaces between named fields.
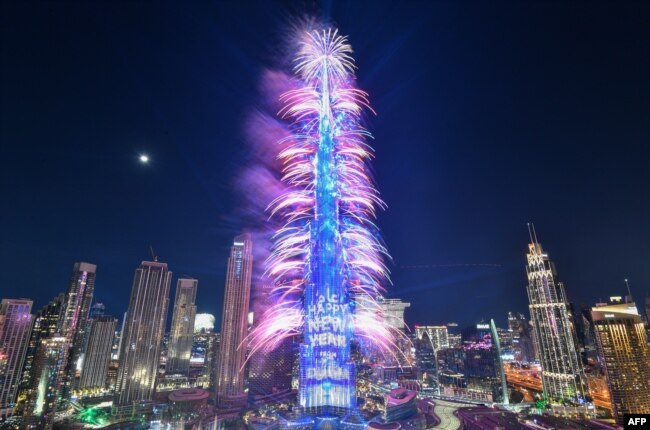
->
xmin=431 ymin=399 xmax=475 ymax=430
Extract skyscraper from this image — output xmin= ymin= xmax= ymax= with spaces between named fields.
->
xmin=591 ymin=300 xmax=650 ymax=424
xmin=0 ymin=299 xmax=33 ymax=418
xmin=59 ymin=262 xmax=96 ymax=394
xmin=525 ymin=226 xmax=586 ymax=403
xmin=21 ymin=336 xmax=68 ymax=430
xmin=167 ymin=278 xmax=198 ymax=375
xmin=378 ymin=297 xmax=411 ymax=330
xmin=507 ymin=312 xmax=535 ymax=363
xmin=16 ymin=294 xmax=64 ymax=415
xmin=78 ymin=316 xmax=116 ymax=393
xmin=113 ymin=260 xmax=172 ymax=417
xmin=216 ymin=234 xmax=252 ymax=408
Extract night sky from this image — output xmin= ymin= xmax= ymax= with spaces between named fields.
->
xmin=2 ymin=1 xmax=649 ymax=330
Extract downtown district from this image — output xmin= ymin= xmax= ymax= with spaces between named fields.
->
xmin=1 ymin=232 xmax=650 ymax=430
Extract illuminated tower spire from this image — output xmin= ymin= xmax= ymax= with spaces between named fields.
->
xmin=525 ymin=224 xmax=586 ymax=403
xmin=248 ymin=27 xmax=402 ymax=415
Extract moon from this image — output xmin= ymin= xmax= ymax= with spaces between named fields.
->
xmin=139 ymin=154 xmax=149 ymax=163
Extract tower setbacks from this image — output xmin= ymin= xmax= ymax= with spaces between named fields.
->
xmin=113 ymin=260 xmax=171 ymax=417
xmin=216 ymin=234 xmax=252 ymax=408
xmin=525 ymin=225 xmax=586 ymax=403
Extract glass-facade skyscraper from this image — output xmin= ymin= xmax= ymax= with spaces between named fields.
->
xmin=525 ymin=228 xmax=586 ymax=403
xmin=60 ymin=262 xmax=96 ymax=395
xmin=216 ymin=234 xmax=252 ymax=408
xmin=592 ymin=301 xmax=650 ymax=424
xmin=113 ymin=260 xmax=171 ymax=417
xmin=167 ymin=278 xmax=198 ymax=375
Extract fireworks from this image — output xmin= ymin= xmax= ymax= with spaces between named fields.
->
xmin=248 ymin=26 xmax=403 ymax=408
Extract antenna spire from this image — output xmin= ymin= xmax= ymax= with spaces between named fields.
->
xmin=624 ymin=278 xmax=633 ymax=302
xmin=531 ymin=223 xmax=539 ymax=244
xmin=149 ymin=245 xmax=158 ymax=262
xmin=527 ymin=222 xmax=540 ymax=246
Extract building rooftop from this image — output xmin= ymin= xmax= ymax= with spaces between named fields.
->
xmin=168 ymin=388 xmax=209 ymax=402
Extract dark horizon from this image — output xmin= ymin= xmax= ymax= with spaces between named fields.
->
xmin=2 ymin=0 xmax=649 ymax=330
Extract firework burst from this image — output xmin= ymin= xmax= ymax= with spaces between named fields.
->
xmin=248 ymin=28 xmax=405 ymax=406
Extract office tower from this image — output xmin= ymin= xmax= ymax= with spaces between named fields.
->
xmin=0 ymin=299 xmax=33 ymax=417
xmin=378 ymin=297 xmax=411 ymax=330
xmin=78 ymin=316 xmax=116 ymax=392
xmin=21 ymin=336 xmax=68 ymax=430
xmin=167 ymin=278 xmax=198 ymax=375
xmin=113 ymin=260 xmax=172 ymax=416
xmin=507 ymin=312 xmax=535 ymax=363
xmin=59 ymin=262 xmax=96 ymax=395
xmin=216 ymin=234 xmax=252 ymax=408
xmin=525 ymin=226 xmax=586 ymax=403
xmin=592 ymin=300 xmax=650 ymax=424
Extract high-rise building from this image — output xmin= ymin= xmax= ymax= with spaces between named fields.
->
xmin=15 ymin=294 xmax=64 ymax=415
xmin=591 ymin=300 xmax=650 ymax=424
xmin=216 ymin=234 xmax=252 ymax=408
xmin=21 ymin=336 xmax=68 ymax=430
xmin=507 ymin=312 xmax=535 ymax=363
xmin=78 ymin=316 xmax=116 ymax=393
xmin=378 ymin=297 xmax=410 ymax=330
xmin=167 ymin=278 xmax=198 ymax=375
xmin=0 ymin=299 xmax=33 ymax=418
xmin=113 ymin=260 xmax=172 ymax=416
xmin=525 ymin=227 xmax=586 ymax=403
xmin=59 ymin=262 xmax=96 ymax=395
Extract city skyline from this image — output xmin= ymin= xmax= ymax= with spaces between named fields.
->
xmin=2 ymin=1 xmax=649 ymax=330
xmin=2 ymin=2 xmax=649 ymax=427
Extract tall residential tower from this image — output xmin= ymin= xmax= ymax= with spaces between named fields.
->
xmin=166 ymin=278 xmax=198 ymax=375
xmin=60 ymin=262 xmax=96 ymax=395
xmin=113 ymin=261 xmax=171 ymax=417
xmin=0 ymin=299 xmax=33 ymax=418
xmin=216 ymin=234 xmax=252 ymax=408
xmin=78 ymin=316 xmax=117 ymax=393
xmin=592 ymin=300 xmax=650 ymax=424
